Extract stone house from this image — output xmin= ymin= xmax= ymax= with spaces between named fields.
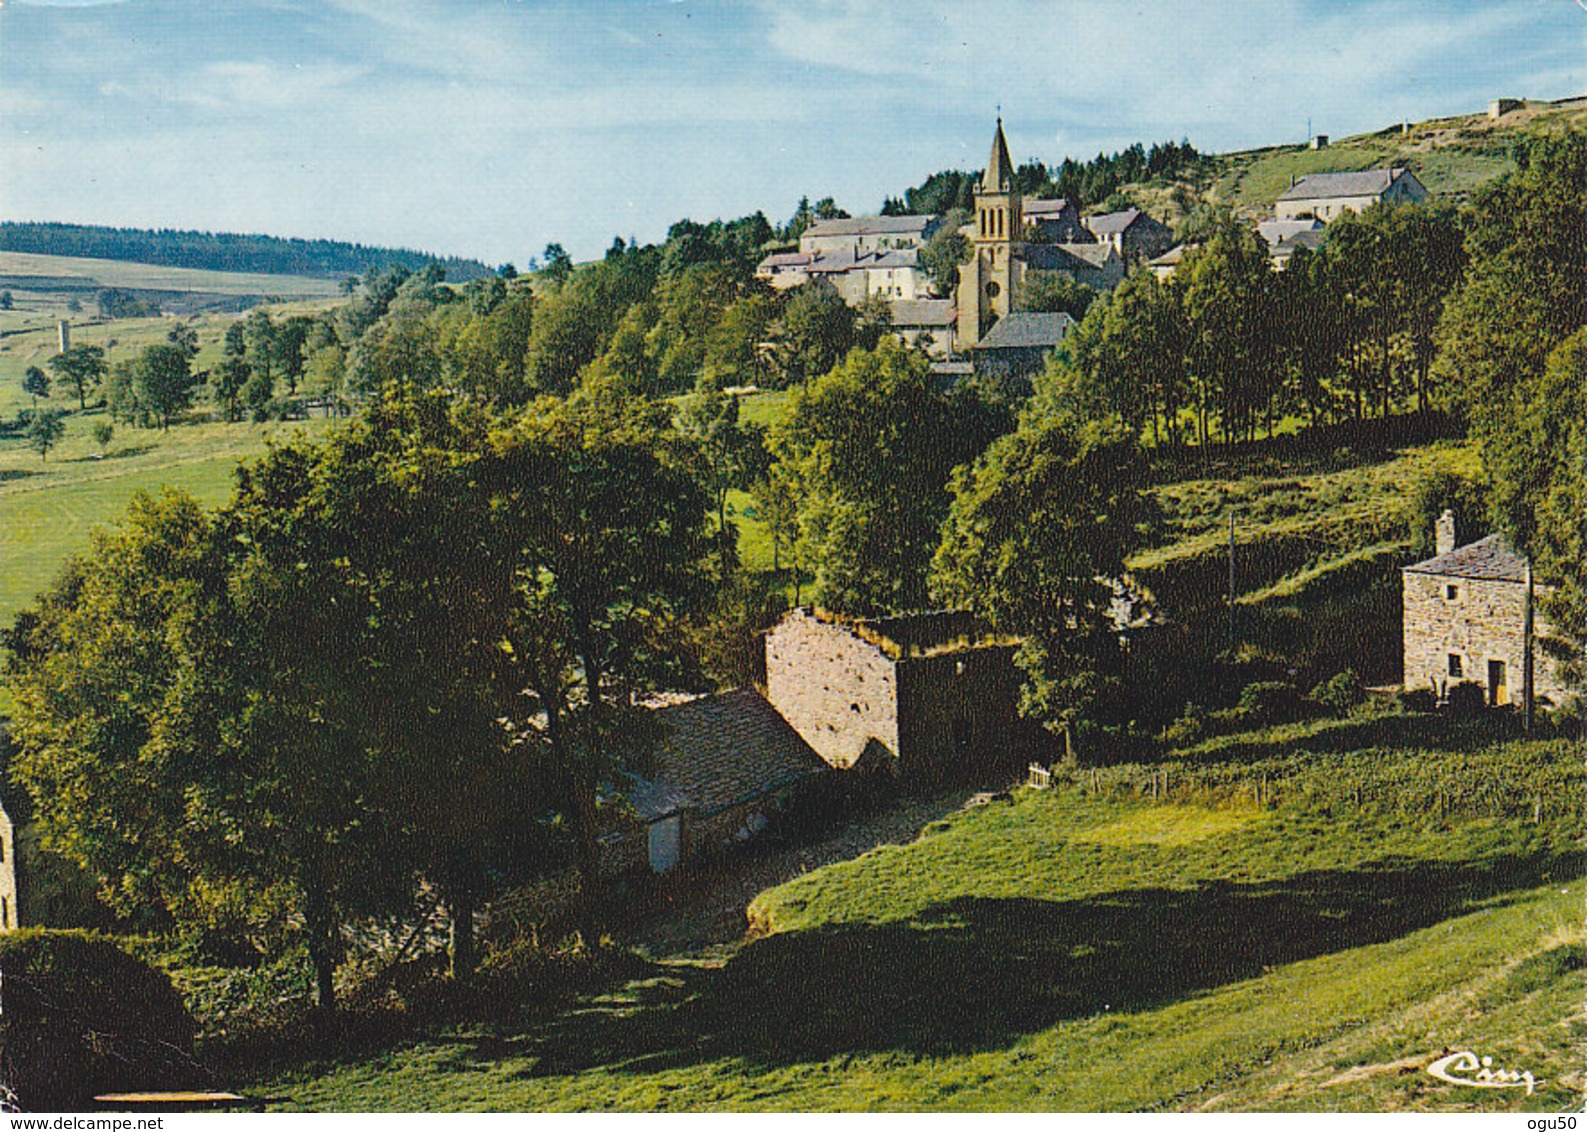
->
xmin=1401 ymin=513 xmax=1567 ymax=710
xmin=1082 ymin=207 xmax=1176 ymax=262
xmin=888 ymin=298 xmax=957 ymax=359
xmin=1275 ymin=167 xmax=1428 ymax=221
xmin=0 ymin=799 xmax=15 ymax=931
xmin=610 ymin=689 xmax=829 ymax=875
xmin=763 ymin=607 xmax=1027 ymax=785
xmin=798 ymin=214 xmax=942 ymax=258
xmin=1022 ymin=197 xmax=1086 ymax=242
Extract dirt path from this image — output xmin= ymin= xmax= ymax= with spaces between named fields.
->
xmin=625 ymin=789 xmax=974 ymax=960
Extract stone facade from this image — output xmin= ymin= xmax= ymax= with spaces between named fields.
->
xmin=1402 ymin=532 xmax=1568 ymax=710
xmin=764 ymin=608 xmax=1025 ymax=784
xmin=0 ymin=801 xmax=17 ymax=931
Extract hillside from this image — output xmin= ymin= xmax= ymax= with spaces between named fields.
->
xmin=1115 ymin=95 xmax=1587 ymax=231
xmin=263 ymin=705 xmax=1584 ymax=1111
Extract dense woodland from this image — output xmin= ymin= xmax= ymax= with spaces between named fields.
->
xmin=0 ymin=221 xmax=493 ymax=282
xmin=1 ymin=130 xmax=1583 ymax=1035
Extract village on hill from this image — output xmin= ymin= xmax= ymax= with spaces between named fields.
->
xmin=0 ymin=88 xmax=1582 ymax=1113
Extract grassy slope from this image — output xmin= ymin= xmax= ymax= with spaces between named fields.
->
xmin=268 ymin=711 xmax=1583 ymax=1112
xmin=0 ymin=411 xmax=336 ymax=630
xmin=0 ymin=250 xmax=345 ymax=299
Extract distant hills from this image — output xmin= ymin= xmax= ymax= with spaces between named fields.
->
xmin=0 ymin=221 xmax=493 ymax=283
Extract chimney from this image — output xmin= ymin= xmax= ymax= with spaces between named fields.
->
xmin=1436 ymin=509 xmax=1458 ymax=557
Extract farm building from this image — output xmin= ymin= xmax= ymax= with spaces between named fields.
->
xmin=763 ymin=607 xmax=1027 ymax=785
xmin=1401 ymin=512 xmax=1567 ymax=711
xmin=612 ymin=689 xmax=829 ymax=875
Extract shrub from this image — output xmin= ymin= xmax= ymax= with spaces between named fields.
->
xmin=1446 ymin=679 xmax=1487 ymax=718
xmin=1161 ymin=703 xmax=1207 ymax=747
xmin=1235 ymin=680 xmax=1306 ymax=725
xmin=0 ymin=930 xmax=199 ymax=1110
xmin=1395 ymin=686 xmax=1437 ymax=714
xmin=1310 ymin=669 xmax=1364 ymax=715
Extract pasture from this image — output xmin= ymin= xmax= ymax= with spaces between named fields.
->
xmin=261 ymin=705 xmax=1583 ymax=1111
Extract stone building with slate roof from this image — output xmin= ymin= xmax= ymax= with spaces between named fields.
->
xmin=1275 ymin=167 xmax=1428 ymax=221
xmin=1401 ymin=512 xmax=1566 ymax=710
xmin=615 ymin=689 xmax=829 ymax=875
xmin=1082 ymin=207 xmax=1176 ymax=261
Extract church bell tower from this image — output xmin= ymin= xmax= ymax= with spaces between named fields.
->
xmin=957 ymin=116 xmax=1023 ymax=346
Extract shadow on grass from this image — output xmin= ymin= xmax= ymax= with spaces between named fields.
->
xmin=447 ymin=848 xmax=1577 ymax=1079
xmin=0 ymin=468 xmax=40 ymax=483
xmin=69 ymin=445 xmax=156 ymax=463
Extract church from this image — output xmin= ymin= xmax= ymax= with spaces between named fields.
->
xmin=956 ymin=118 xmax=1120 ymax=348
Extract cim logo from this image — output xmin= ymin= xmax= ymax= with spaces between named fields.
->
xmin=1427 ymin=1050 xmax=1537 ymax=1095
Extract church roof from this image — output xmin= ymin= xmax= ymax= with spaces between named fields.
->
xmin=1404 ymin=533 xmax=1530 ymax=583
xmin=982 ymin=118 xmax=1016 ymax=193
xmin=975 ymin=311 xmax=1076 ymax=350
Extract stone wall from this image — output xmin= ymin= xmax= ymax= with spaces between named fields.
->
xmin=896 ymin=644 xmax=1025 ymax=784
xmin=764 ymin=608 xmax=900 ymax=770
xmin=1402 ymin=572 xmax=1568 ymax=708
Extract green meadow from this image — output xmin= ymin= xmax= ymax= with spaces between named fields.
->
xmin=264 ymin=705 xmax=1583 ymax=1111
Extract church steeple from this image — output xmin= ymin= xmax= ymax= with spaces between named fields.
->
xmin=958 ymin=115 xmax=1025 ymax=348
xmin=982 ymin=116 xmax=1015 ymax=193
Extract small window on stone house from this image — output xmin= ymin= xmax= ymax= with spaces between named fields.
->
xmin=1448 ymin=654 xmax=1463 ymax=678
xmin=1446 ymin=583 xmax=1459 ymax=601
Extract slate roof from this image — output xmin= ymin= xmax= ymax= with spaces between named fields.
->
xmin=802 ymin=215 xmax=938 ymax=239
xmin=1023 ymin=198 xmax=1074 ymax=218
xmin=1404 ymin=533 xmax=1530 ymax=583
xmin=758 ymin=251 xmax=814 ymax=270
xmin=1258 ymin=218 xmax=1324 ymax=246
xmin=627 ymin=690 xmax=827 ymax=821
xmin=1278 ymin=168 xmax=1415 ymax=201
xmin=975 ymin=311 xmax=1076 ymax=350
xmin=1148 ymin=243 xmax=1192 ymax=268
xmin=1085 ymin=208 xmax=1147 ymax=237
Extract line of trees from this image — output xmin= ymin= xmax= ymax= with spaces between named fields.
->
xmin=0 ymin=221 xmax=492 ymax=281
xmin=1051 ymin=201 xmax=1465 ymax=446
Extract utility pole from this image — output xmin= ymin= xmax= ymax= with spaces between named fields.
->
xmin=1524 ymin=558 xmax=1534 ymax=734
xmin=1228 ymin=508 xmax=1237 ymax=652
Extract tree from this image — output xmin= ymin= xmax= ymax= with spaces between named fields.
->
xmin=770 ymin=338 xmax=998 ymax=613
xmin=1175 ymin=216 xmax=1272 ymax=443
xmin=209 ymin=355 xmax=251 ymax=422
xmin=166 ymin=321 xmax=200 ymax=360
xmin=23 ymin=365 xmax=50 ymax=409
xmin=679 ymin=390 xmax=763 ymax=575
xmin=769 ymin=283 xmax=855 ymax=386
xmin=918 ymin=209 xmax=970 ymax=297
xmin=91 ymin=420 xmax=115 ymax=454
xmin=483 ymin=390 xmax=711 ymax=935
xmin=26 ymin=409 xmax=66 ymax=460
xmin=540 ymin=243 xmax=574 ymax=286
xmin=47 ymin=344 xmax=107 ymax=410
xmin=1017 ymin=270 xmax=1097 ymax=321
xmin=128 ymin=343 xmax=196 ymax=429
xmin=1058 ymin=267 xmax=1187 ymax=443
xmin=931 ymin=399 xmax=1154 ymax=734
xmin=0 ymin=290 xmax=13 ymax=310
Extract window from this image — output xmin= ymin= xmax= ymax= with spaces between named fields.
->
xmin=1448 ymin=654 xmax=1463 ymax=678
xmin=1446 ymin=584 xmax=1459 ymax=600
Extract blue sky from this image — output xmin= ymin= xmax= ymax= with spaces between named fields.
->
xmin=2 ymin=0 xmax=1583 ymax=266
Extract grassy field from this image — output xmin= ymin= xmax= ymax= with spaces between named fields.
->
xmin=0 ymin=410 xmax=336 ymax=630
xmin=0 ymin=250 xmax=344 ymax=300
xmin=261 ymin=706 xmax=1583 ymax=1111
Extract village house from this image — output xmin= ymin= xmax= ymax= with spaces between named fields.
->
xmin=1082 ymin=207 xmax=1176 ymax=261
xmin=1257 ymin=217 xmax=1328 ymax=270
xmin=797 ymin=214 xmax=942 ymax=258
xmin=1022 ymin=197 xmax=1086 ymax=242
xmin=764 ymin=607 xmax=1027 ymax=785
xmin=1275 ymin=167 xmax=1429 ymax=221
xmin=1401 ymin=511 xmax=1567 ymax=711
xmin=888 ymin=298 xmax=957 ymax=359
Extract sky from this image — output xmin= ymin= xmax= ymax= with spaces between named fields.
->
xmin=2 ymin=0 xmax=1584 ymax=267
